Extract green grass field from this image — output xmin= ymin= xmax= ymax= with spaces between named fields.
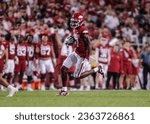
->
xmin=0 ymin=90 xmax=150 ymax=107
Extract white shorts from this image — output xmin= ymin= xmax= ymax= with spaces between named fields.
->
xmin=63 ymin=52 xmax=89 ymax=78
xmin=82 ymin=60 xmax=91 ymax=72
xmin=100 ymin=63 xmax=108 ymax=76
xmin=5 ymin=59 xmax=15 ymax=73
xmin=26 ymin=61 xmax=36 ymax=76
xmin=39 ymin=59 xmax=54 ymax=74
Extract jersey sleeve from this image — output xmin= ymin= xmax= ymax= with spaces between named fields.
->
xmin=80 ymin=26 xmax=89 ymax=34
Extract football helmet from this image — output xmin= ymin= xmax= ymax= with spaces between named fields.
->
xmin=70 ymin=12 xmax=84 ymax=28
xmin=26 ymin=34 xmax=33 ymax=43
xmin=17 ymin=34 xmax=24 ymax=43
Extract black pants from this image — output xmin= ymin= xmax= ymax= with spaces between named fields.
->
xmin=106 ymin=72 xmax=119 ymax=89
xmin=143 ymin=65 xmax=150 ymax=89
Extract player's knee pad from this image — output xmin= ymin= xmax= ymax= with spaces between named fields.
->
xmin=41 ymin=74 xmax=46 ymax=82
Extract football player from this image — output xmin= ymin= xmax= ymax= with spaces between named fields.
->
xmin=58 ymin=12 xmax=104 ymax=96
xmin=36 ymin=33 xmax=55 ymax=90
xmin=26 ymin=34 xmax=37 ymax=91
xmin=0 ymin=34 xmax=17 ymax=96
xmin=4 ymin=33 xmax=16 ymax=84
xmin=12 ymin=34 xmax=28 ymax=90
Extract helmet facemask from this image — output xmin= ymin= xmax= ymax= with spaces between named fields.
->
xmin=70 ymin=19 xmax=80 ymax=28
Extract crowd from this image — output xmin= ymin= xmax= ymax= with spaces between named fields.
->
xmin=0 ymin=0 xmax=150 ymax=91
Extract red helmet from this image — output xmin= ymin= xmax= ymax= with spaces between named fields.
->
xmin=70 ymin=12 xmax=84 ymax=28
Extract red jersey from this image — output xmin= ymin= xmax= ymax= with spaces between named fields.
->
xmin=27 ymin=43 xmax=35 ymax=60
xmin=97 ymin=44 xmax=110 ymax=64
xmin=7 ymin=42 xmax=16 ymax=60
xmin=16 ymin=42 xmax=27 ymax=60
xmin=74 ymin=26 xmax=90 ymax=58
xmin=108 ymin=50 xmax=122 ymax=73
xmin=0 ymin=42 xmax=6 ymax=60
xmin=37 ymin=41 xmax=53 ymax=59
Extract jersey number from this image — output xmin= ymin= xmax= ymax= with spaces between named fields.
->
xmin=41 ymin=47 xmax=50 ymax=55
xmin=10 ymin=46 xmax=15 ymax=54
xmin=28 ymin=48 xmax=34 ymax=57
xmin=17 ymin=48 xmax=26 ymax=56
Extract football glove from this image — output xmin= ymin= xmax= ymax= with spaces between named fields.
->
xmin=65 ymin=35 xmax=77 ymax=45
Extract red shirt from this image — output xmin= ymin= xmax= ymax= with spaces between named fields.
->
xmin=108 ymin=50 xmax=122 ymax=73
xmin=37 ymin=41 xmax=53 ymax=59
xmin=74 ymin=26 xmax=90 ymax=58
xmin=16 ymin=42 xmax=27 ymax=60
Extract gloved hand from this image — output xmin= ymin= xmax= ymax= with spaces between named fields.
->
xmin=65 ymin=35 xmax=77 ymax=45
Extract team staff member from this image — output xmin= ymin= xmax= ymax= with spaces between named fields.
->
xmin=106 ymin=43 xmax=122 ymax=89
xmin=140 ymin=45 xmax=150 ymax=90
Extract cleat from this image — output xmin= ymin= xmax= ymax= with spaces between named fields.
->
xmin=41 ymin=85 xmax=46 ymax=91
xmin=57 ymin=90 xmax=69 ymax=96
xmin=7 ymin=87 xmax=18 ymax=97
xmin=27 ymin=87 xmax=34 ymax=91
xmin=98 ymin=64 xmax=104 ymax=78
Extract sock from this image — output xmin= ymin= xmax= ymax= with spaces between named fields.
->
xmin=28 ymin=84 xmax=31 ymax=88
xmin=8 ymin=85 xmax=13 ymax=89
xmin=62 ymin=87 xmax=67 ymax=91
xmin=93 ymin=67 xmax=99 ymax=72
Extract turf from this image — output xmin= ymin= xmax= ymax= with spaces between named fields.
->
xmin=0 ymin=90 xmax=150 ymax=107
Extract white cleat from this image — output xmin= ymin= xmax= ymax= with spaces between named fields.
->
xmin=7 ymin=87 xmax=18 ymax=97
xmin=78 ymin=86 xmax=84 ymax=91
xmin=131 ymin=87 xmax=138 ymax=91
xmin=49 ymin=86 xmax=56 ymax=90
xmin=27 ymin=87 xmax=34 ymax=91
xmin=41 ymin=85 xmax=46 ymax=91
xmin=85 ymin=86 xmax=90 ymax=91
